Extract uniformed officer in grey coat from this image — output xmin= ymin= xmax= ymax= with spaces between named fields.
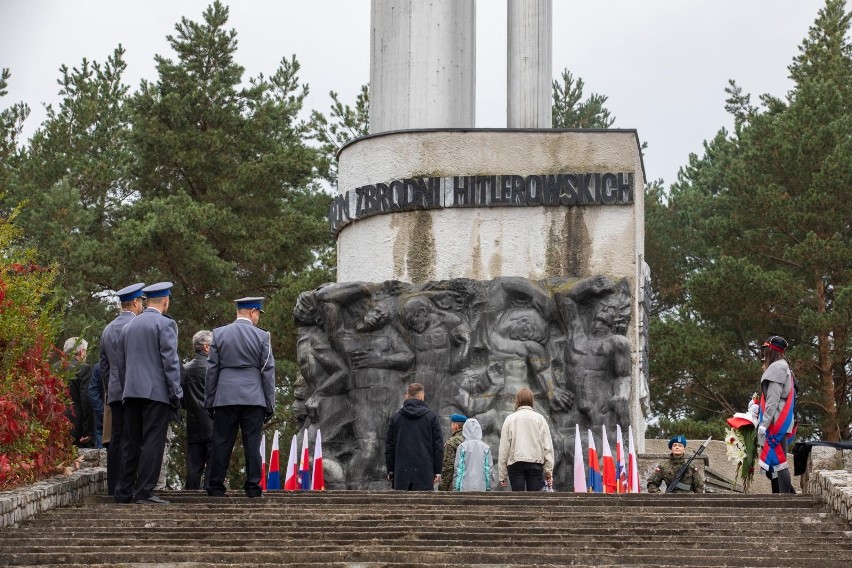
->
xmin=205 ymin=297 xmax=276 ymax=497
xmin=99 ymin=282 xmax=145 ymax=496
xmin=114 ymin=282 xmax=183 ymax=504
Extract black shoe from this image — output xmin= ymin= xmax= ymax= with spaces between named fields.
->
xmin=135 ymin=495 xmax=170 ymax=505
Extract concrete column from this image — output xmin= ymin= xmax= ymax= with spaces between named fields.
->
xmin=507 ymin=0 xmax=552 ymax=128
xmin=369 ymin=0 xmax=476 ymax=134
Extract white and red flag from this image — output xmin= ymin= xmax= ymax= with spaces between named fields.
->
xmin=615 ymin=424 xmax=628 ymax=493
xmin=311 ymin=429 xmax=325 ymax=491
xmin=284 ymin=434 xmax=299 ymax=491
xmin=628 ymin=425 xmax=640 ymax=493
xmin=601 ymin=426 xmax=617 ymax=494
xmin=259 ymin=434 xmax=267 ymax=491
xmin=573 ymin=424 xmax=587 ymax=492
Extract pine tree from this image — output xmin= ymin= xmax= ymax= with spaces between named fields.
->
xmin=116 ymin=1 xmax=333 ymax=379
xmin=648 ymin=0 xmax=852 ymax=440
xmin=551 ymin=69 xmax=615 ymax=128
xmin=310 ymin=85 xmax=370 ymax=185
xmin=3 ymin=50 xmax=132 ymax=339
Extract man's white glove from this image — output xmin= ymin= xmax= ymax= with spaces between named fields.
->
xmin=757 ymin=425 xmax=767 ymax=445
xmin=748 ymin=399 xmax=760 ymax=418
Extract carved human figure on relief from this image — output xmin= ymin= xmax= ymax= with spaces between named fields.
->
xmin=314 ymin=282 xmax=414 ymax=487
xmin=292 ymin=289 xmax=352 ymax=486
xmin=400 ymin=295 xmax=470 ymax=409
xmin=556 ymin=276 xmax=632 ymax=443
xmin=484 ymin=277 xmax=574 ymax=414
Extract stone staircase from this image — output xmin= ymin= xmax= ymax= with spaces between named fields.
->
xmin=0 ymin=490 xmax=851 ymax=567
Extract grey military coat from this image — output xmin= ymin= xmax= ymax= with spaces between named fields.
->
xmin=119 ymin=307 xmax=183 ymax=404
xmin=100 ymin=310 xmax=135 ymax=405
xmin=205 ymin=318 xmax=275 ymax=413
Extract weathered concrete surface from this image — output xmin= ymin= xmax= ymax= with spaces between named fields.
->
xmin=1 ymin=490 xmax=851 ymax=567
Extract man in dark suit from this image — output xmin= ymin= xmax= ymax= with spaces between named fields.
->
xmin=205 ymin=297 xmax=276 ymax=498
xmin=114 ymin=282 xmax=183 ymax=505
xmin=182 ymin=329 xmax=213 ymax=490
xmin=99 ymin=282 xmax=145 ymax=496
xmin=385 ymin=382 xmax=444 ymax=491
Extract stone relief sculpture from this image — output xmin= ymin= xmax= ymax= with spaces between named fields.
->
xmin=293 ymin=275 xmax=635 ymax=489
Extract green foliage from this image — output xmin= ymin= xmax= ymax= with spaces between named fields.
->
xmin=4 ymin=2 xmax=337 ymax=486
xmin=3 ymin=49 xmax=132 ymax=341
xmin=0 ymin=68 xmax=30 ymax=178
xmin=310 ymin=85 xmax=370 ymax=185
xmin=115 ymin=3 xmax=334 ymax=420
xmin=552 ymin=69 xmax=615 ymax=129
xmin=646 ymin=417 xmax=726 ymax=442
xmin=647 ymin=0 xmax=852 ymax=440
xmin=0 ymin=203 xmax=73 ymax=489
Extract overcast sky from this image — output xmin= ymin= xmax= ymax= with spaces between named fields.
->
xmin=1 ymin=1 xmax=824 ymax=186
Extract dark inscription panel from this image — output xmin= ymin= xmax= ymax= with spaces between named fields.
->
xmin=328 ymin=172 xmax=634 ymax=236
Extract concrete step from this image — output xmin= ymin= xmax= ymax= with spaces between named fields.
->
xmin=0 ymin=491 xmax=850 ymax=567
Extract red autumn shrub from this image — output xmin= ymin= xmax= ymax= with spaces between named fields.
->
xmin=0 ymin=205 xmax=73 ymax=490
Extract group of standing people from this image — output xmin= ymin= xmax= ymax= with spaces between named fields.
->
xmin=75 ymin=281 xmax=276 ymax=504
xmin=386 ymin=334 xmax=796 ymax=495
xmin=385 ymin=384 xmax=553 ymax=492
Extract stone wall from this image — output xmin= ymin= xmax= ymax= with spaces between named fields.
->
xmin=0 ymin=449 xmax=106 ymax=528
xmin=809 ymin=469 xmax=852 ymax=523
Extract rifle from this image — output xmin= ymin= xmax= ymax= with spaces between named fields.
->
xmin=666 ymin=436 xmax=711 ymax=493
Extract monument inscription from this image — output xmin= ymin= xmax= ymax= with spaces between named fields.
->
xmin=328 ymin=172 xmax=634 ymax=235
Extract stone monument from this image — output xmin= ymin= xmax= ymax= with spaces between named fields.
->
xmin=294 ymin=0 xmax=649 ymax=489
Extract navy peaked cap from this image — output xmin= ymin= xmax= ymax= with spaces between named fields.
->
xmin=115 ymin=283 xmax=145 ymax=302
xmin=142 ymin=282 xmax=173 ymax=298
xmin=235 ymin=297 xmax=265 ymax=313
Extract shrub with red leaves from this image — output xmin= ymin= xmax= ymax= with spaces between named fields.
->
xmin=0 ymin=207 xmax=73 ymax=489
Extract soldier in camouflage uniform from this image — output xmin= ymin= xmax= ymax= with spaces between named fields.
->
xmin=646 ymin=435 xmax=705 ymax=493
xmin=439 ymin=414 xmax=467 ymax=491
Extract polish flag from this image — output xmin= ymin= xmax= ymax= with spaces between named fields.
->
xmin=284 ymin=434 xmax=299 ymax=491
xmin=298 ymin=429 xmax=311 ymax=490
xmin=616 ymin=424 xmax=628 ymax=494
xmin=587 ymin=429 xmax=603 ymax=493
xmin=601 ymin=426 xmax=616 ymax=494
xmin=628 ymin=425 xmax=640 ymax=493
xmin=573 ymin=424 xmax=586 ymax=492
xmin=259 ymin=434 xmax=267 ymax=491
xmin=266 ymin=431 xmax=280 ymax=490
xmin=311 ymin=429 xmax=325 ymax=491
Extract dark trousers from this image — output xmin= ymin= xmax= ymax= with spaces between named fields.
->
xmin=207 ymin=405 xmax=264 ymax=497
xmin=114 ymin=398 xmax=170 ymax=503
xmin=106 ymin=401 xmax=125 ymax=496
xmin=186 ymin=440 xmax=213 ymax=490
xmin=767 ymin=467 xmax=796 ymax=494
xmin=508 ymin=461 xmax=543 ymax=491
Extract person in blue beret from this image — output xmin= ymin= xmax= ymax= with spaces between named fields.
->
xmin=646 ymin=435 xmax=705 ymax=493
xmin=439 ymin=413 xmax=468 ymax=491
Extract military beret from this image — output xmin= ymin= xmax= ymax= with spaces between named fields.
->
xmin=449 ymin=413 xmax=468 ymax=423
xmin=669 ymin=435 xmax=687 ymax=449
